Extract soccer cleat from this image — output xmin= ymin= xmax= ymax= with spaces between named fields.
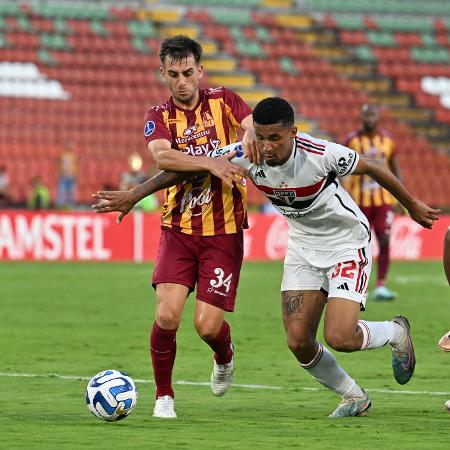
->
xmin=438 ymin=331 xmax=450 ymax=352
xmin=153 ymin=395 xmax=177 ymax=418
xmin=329 ymin=391 xmax=371 ymax=417
xmin=372 ymin=286 xmax=396 ymax=301
xmin=391 ymin=316 xmax=416 ymax=385
xmin=211 ymin=344 xmax=234 ymax=397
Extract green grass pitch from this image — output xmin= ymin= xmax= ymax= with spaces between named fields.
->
xmin=1 ymin=260 xmax=449 ymax=449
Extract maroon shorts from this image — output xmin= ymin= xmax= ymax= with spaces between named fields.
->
xmin=152 ymin=227 xmax=244 ymax=312
xmin=360 ymin=204 xmax=394 ymax=237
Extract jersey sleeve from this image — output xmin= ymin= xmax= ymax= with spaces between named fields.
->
xmin=207 ymin=142 xmax=252 ymax=171
xmin=324 ymin=141 xmax=360 ymax=177
xmin=222 ymin=87 xmax=252 ymax=126
xmin=143 ymin=108 xmax=172 ymax=144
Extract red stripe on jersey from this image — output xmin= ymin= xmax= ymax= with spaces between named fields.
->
xmin=255 ymin=177 xmax=326 ymax=197
xmin=212 ymin=175 xmax=226 ymax=235
xmin=299 ymin=146 xmax=325 ymax=156
xmin=298 ymin=136 xmax=325 ymax=150
xmin=355 ymin=248 xmax=368 ymax=293
xmin=169 ymin=184 xmax=186 ymax=229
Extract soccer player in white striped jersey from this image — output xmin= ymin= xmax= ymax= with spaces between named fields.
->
xmin=92 ymin=97 xmax=440 ymax=417
xmin=215 ymin=97 xmax=440 ymax=417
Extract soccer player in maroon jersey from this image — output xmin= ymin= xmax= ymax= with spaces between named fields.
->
xmin=95 ymin=35 xmax=255 ymax=418
xmin=344 ymin=104 xmax=401 ymax=301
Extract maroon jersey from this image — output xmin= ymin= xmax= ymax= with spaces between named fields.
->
xmin=144 ymin=87 xmax=251 ymax=236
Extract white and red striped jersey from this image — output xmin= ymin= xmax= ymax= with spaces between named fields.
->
xmin=212 ymin=133 xmax=370 ymax=251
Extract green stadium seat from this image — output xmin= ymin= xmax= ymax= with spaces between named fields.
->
xmin=367 ymin=31 xmax=397 ymax=47
xmin=334 ymin=15 xmax=365 ymax=31
xmin=128 ymin=20 xmax=158 ymax=38
xmin=90 ymin=21 xmax=109 ymax=36
xmin=16 ymin=16 xmax=32 ymax=32
xmin=278 ymin=57 xmax=299 ymax=75
xmin=354 ymin=46 xmax=376 ymax=62
xmin=53 ymin=19 xmax=70 ymax=34
xmin=40 ymin=33 xmax=70 ymax=50
xmin=131 ymin=37 xmax=151 ymax=54
xmin=0 ymin=2 xmax=21 ymax=16
xmin=210 ymin=10 xmax=252 ymax=26
xmin=0 ymin=32 xmax=8 ymax=48
xmin=421 ymin=34 xmax=437 ymax=47
xmin=255 ymin=25 xmax=273 ymax=43
xmin=411 ymin=47 xmax=450 ymax=64
xmin=37 ymin=48 xmax=57 ymax=65
xmin=235 ymin=40 xmax=266 ymax=58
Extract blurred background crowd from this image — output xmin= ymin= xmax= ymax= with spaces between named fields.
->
xmin=0 ymin=0 xmax=449 ymax=212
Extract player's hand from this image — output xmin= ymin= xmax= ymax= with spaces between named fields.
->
xmin=91 ymin=190 xmax=138 ymax=224
xmin=207 ymin=150 xmax=248 ymax=187
xmin=407 ymin=199 xmax=441 ymax=229
xmin=242 ymin=128 xmax=261 ymax=164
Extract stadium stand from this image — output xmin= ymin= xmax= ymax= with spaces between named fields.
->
xmin=0 ymin=0 xmax=448 ymax=208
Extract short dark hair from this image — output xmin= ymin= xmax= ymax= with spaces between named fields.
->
xmin=159 ymin=35 xmax=202 ymax=66
xmin=253 ymin=97 xmax=294 ymax=128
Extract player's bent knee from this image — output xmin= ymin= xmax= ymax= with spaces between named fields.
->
xmin=156 ymin=310 xmax=181 ymax=330
xmin=324 ymin=330 xmax=358 ymax=352
xmin=286 ymin=335 xmax=315 ymax=356
xmin=194 ymin=320 xmax=221 ymax=342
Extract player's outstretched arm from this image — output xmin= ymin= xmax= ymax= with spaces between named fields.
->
xmin=148 ymin=139 xmax=246 ymax=187
xmin=353 ymin=155 xmax=441 ymax=229
xmin=92 ymin=170 xmax=185 ymax=224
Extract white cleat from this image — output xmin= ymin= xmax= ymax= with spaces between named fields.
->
xmin=153 ymin=395 xmax=177 ymax=418
xmin=211 ymin=345 xmax=234 ymax=397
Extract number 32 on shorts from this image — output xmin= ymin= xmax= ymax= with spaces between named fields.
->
xmin=331 ymin=261 xmax=357 ymax=279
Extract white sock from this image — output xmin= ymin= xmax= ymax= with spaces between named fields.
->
xmin=358 ymin=320 xmax=403 ymax=350
xmin=299 ymin=343 xmax=364 ymax=398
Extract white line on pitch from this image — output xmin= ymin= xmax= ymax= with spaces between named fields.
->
xmin=1 ymin=371 xmax=449 ymax=396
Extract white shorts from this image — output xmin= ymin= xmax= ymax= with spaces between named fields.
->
xmin=281 ymin=242 xmax=372 ymax=309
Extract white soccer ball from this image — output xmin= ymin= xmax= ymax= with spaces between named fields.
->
xmin=86 ymin=370 xmax=138 ymax=421
xmin=445 ymin=400 xmax=450 ymax=412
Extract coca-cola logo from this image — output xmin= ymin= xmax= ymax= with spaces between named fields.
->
xmin=372 ymin=216 xmax=423 ymax=260
xmin=265 ymin=215 xmax=289 ymax=260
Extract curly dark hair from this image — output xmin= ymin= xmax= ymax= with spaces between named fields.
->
xmin=253 ymin=97 xmax=294 ymax=128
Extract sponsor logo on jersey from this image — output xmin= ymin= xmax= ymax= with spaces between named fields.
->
xmin=184 ymin=139 xmax=222 ymax=157
xmin=337 ymin=152 xmax=355 ymax=175
xmin=167 ymin=118 xmax=182 ymax=124
xmin=255 ymin=169 xmax=266 ymax=178
xmin=179 ymin=186 xmax=213 ymax=216
xmin=175 ymin=129 xmax=210 ymax=144
xmin=144 ymin=121 xmax=155 ymax=137
xmin=273 ymin=189 xmax=296 ymax=205
xmin=183 ymin=124 xmax=199 ymax=136
xmin=337 ymin=282 xmax=350 ymax=290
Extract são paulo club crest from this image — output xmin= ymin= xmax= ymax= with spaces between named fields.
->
xmin=273 ymin=189 xmax=296 ymax=205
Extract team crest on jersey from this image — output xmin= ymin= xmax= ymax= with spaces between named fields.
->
xmin=202 ymin=112 xmax=215 ymax=128
xmin=273 ymin=189 xmax=296 ymax=205
xmin=184 ymin=124 xmax=199 ymax=136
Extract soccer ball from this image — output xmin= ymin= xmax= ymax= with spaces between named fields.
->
xmin=86 ymin=370 xmax=138 ymax=421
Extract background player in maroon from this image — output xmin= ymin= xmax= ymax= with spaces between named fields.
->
xmin=344 ymin=104 xmax=402 ymax=301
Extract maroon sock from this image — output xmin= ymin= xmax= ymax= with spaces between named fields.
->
xmin=203 ymin=321 xmax=233 ymax=365
xmin=377 ymin=243 xmax=390 ymax=285
xmin=150 ymin=321 xmax=177 ymax=399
